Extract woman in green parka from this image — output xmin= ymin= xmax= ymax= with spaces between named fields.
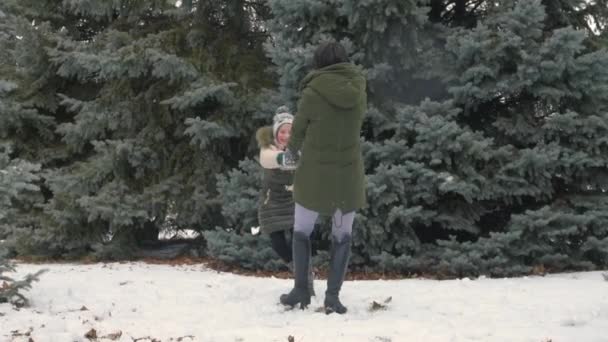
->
xmin=277 ymin=42 xmax=367 ymax=314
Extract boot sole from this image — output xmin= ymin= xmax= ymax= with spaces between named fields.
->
xmin=324 ymin=305 xmax=347 ymax=315
xmin=280 ymin=296 xmax=311 ymax=309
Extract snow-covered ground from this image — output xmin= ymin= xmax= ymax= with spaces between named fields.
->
xmin=1 ymin=263 xmax=608 ymax=342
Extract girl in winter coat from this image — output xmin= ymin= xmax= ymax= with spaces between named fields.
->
xmin=256 ymin=107 xmax=314 ymax=295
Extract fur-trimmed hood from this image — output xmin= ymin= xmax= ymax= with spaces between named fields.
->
xmin=256 ymin=126 xmax=275 ymax=148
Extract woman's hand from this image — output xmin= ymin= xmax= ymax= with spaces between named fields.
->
xmin=277 ymin=149 xmax=298 ymax=170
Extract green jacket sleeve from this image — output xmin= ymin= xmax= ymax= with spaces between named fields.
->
xmin=287 ymin=87 xmax=314 ymax=153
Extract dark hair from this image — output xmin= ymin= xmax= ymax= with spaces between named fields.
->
xmin=313 ymin=42 xmax=349 ymax=69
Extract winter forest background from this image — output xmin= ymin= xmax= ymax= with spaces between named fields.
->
xmin=1 ymin=0 xmax=608 ymax=302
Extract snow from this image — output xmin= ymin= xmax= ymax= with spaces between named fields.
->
xmin=158 ymin=229 xmax=200 ymax=240
xmin=2 ymin=263 xmax=608 ymax=342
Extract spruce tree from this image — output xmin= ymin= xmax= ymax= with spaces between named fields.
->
xmin=259 ymin=0 xmax=608 ymax=276
xmin=3 ymin=0 xmax=607 ymax=276
xmin=0 ymin=0 xmax=64 ymax=256
xmin=1 ymin=0 xmax=275 ymax=258
xmin=0 ymin=147 xmax=45 ymax=306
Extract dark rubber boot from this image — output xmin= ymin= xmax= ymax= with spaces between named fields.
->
xmin=324 ymin=235 xmax=351 ymax=314
xmin=279 ymin=231 xmax=311 ymax=309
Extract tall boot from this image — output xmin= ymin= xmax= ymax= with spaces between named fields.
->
xmin=324 ymin=235 xmax=351 ymax=314
xmin=285 ymin=243 xmax=317 ymax=297
xmin=308 ymin=247 xmax=316 ymax=297
xmin=279 ymin=231 xmax=311 ymax=309
xmin=286 ymin=250 xmax=314 ymax=297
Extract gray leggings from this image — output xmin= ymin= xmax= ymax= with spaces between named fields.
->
xmin=294 ymin=203 xmax=354 ymax=242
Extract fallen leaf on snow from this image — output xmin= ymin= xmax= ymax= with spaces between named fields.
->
xmin=369 ymin=296 xmax=392 ymax=312
xmin=11 ymin=327 xmax=33 ymax=337
xmin=84 ymin=328 xmax=97 ymax=339
xmin=101 ymin=330 xmax=122 ymax=340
